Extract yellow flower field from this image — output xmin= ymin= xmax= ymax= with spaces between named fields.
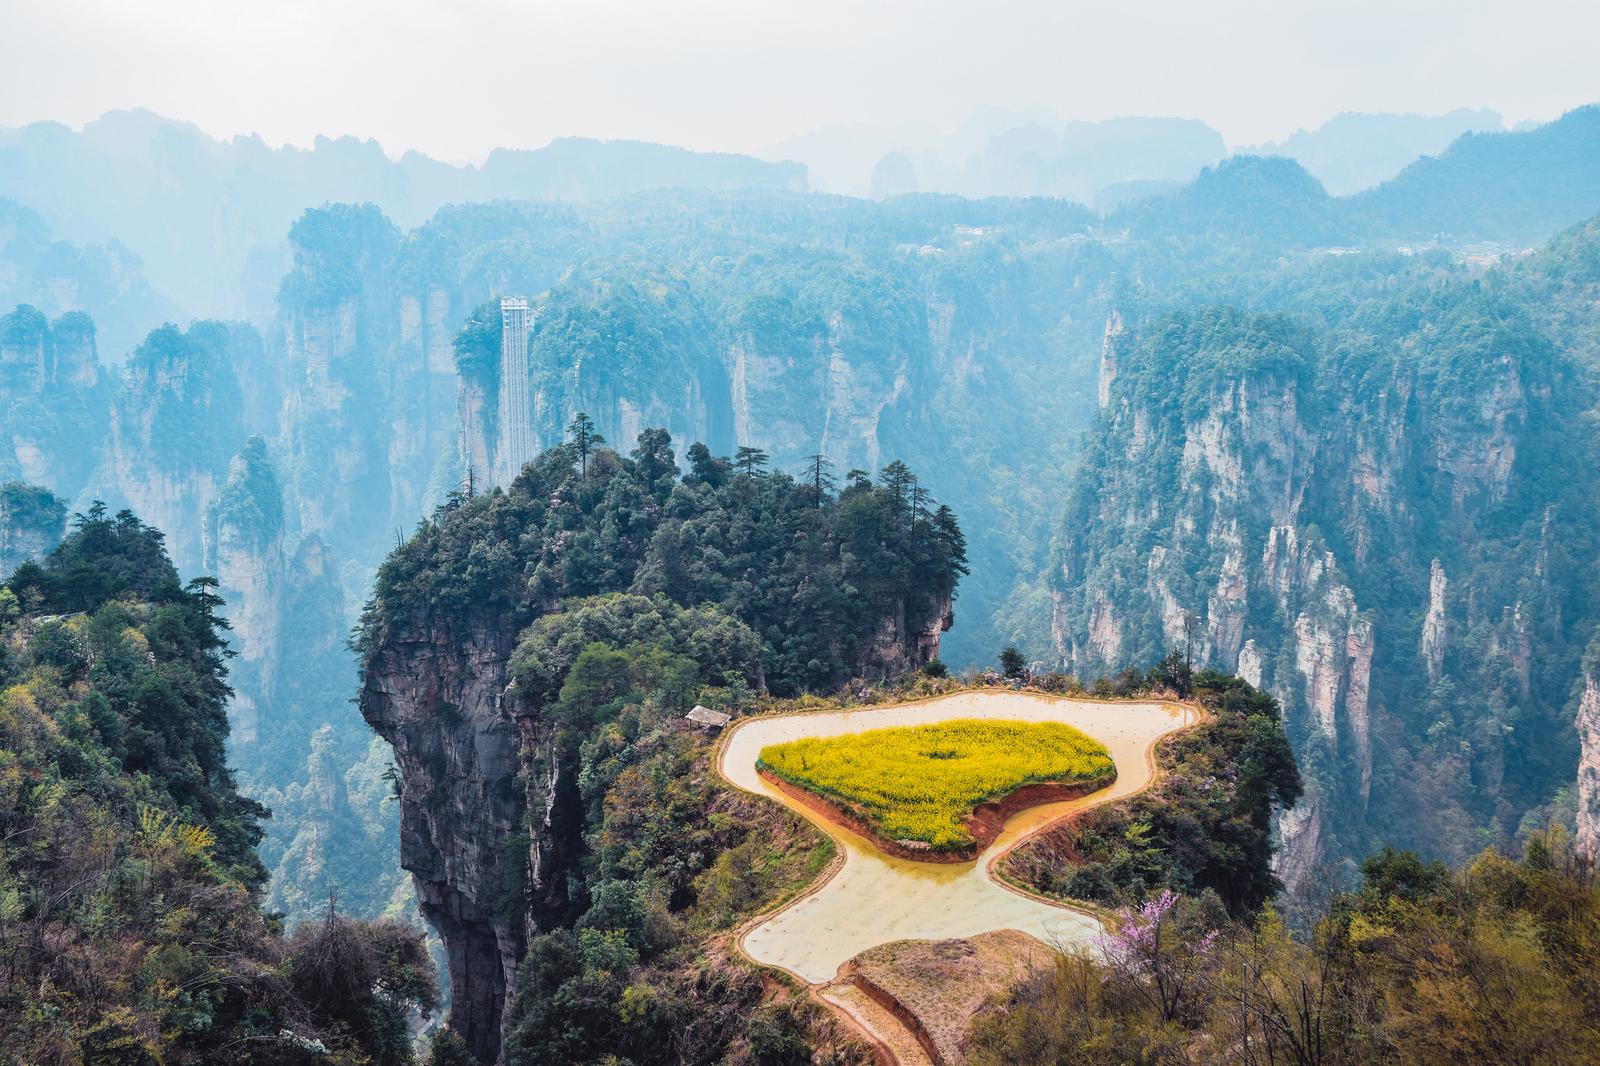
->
xmin=757 ymin=718 xmax=1113 ymax=849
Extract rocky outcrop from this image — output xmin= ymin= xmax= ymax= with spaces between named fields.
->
xmin=275 ymin=205 xmax=459 ymax=560
xmin=846 ymin=591 xmax=955 ymax=681
xmin=459 ymin=374 xmax=496 ymax=492
xmin=1435 ymin=352 xmax=1524 ymax=508
xmin=203 ymin=438 xmax=286 ymax=746
xmin=99 ymin=321 xmax=249 ymax=570
xmin=0 ymin=306 xmax=108 ymax=497
xmin=1049 ymin=303 xmax=1592 ymax=884
xmin=1206 ymin=535 xmax=1250 ymax=669
xmin=1421 ymin=559 xmax=1448 ymax=682
xmin=360 ymin=617 xmax=525 ymax=1063
xmin=1274 ymin=790 xmax=1324 ymax=889
xmin=1097 ymin=310 xmax=1123 ymax=410
xmin=1578 ymin=651 xmax=1600 ymax=858
xmin=1238 ymin=639 xmax=1264 ymax=688
xmin=0 ymin=482 xmax=66 ymax=574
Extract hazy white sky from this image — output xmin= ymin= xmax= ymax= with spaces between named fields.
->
xmin=2 ymin=0 xmax=1596 ymax=162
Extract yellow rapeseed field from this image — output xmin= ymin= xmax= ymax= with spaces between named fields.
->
xmin=757 ymin=718 xmax=1113 ymax=849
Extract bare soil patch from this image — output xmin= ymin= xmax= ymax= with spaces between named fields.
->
xmin=843 ymin=930 xmax=1048 ymax=1064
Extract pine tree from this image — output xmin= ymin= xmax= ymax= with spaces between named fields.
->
xmin=932 ymin=504 xmax=970 ymax=577
xmin=568 ymin=412 xmax=605 ymax=477
xmin=802 ymin=452 xmax=835 ymax=505
xmin=879 ymin=460 xmax=915 ymax=511
xmin=735 ymin=445 xmax=770 ymax=478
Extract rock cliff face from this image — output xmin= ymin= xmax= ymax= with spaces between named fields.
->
xmin=1050 ymin=303 xmax=1597 ymax=883
xmin=203 ymin=438 xmax=286 ymax=746
xmin=274 ymin=205 xmax=460 ymax=563
xmin=361 ymin=615 xmax=524 ymax=1059
xmin=1579 ymin=649 xmax=1600 ymax=858
xmin=0 ymin=482 xmax=67 ymax=574
xmin=1421 ymin=559 xmax=1449 ymax=683
xmin=98 ymin=321 xmax=253 ymax=570
xmin=0 ymin=307 xmax=108 ymax=496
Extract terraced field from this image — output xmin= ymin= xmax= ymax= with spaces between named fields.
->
xmin=758 ymin=718 xmax=1113 ymax=851
xmin=719 ymin=690 xmax=1194 ymax=984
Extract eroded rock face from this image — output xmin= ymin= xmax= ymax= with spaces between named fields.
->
xmin=1578 ymin=657 xmax=1600 ymax=859
xmin=1048 ymin=306 xmax=1593 ymax=887
xmin=1238 ymin=639 xmax=1264 ymax=689
xmin=0 ymin=308 xmax=107 ymax=501
xmin=861 ymin=592 xmax=955 ymax=677
xmin=1274 ymin=791 xmax=1324 ymax=890
xmin=203 ymin=440 xmax=285 ymax=745
xmin=361 ymin=579 xmax=948 ymax=1063
xmin=360 ymin=618 xmax=524 ymax=1063
xmin=98 ymin=321 xmax=254 ymax=571
xmin=1421 ymin=559 xmax=1448 ymax=683
xmin=1097 ymin=310 xmax=1123 ymax=411
xmin=274 ymin=209 xmax=459 ymax=562
xmin=0 ymin=485 xmax=65 ymax=574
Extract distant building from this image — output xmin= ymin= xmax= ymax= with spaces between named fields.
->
xmin=497 ymin=297 xmax=534 ymax=485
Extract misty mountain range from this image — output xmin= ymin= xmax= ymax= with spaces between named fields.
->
xmin=6 ymin=78 xmax=1600 ymax=1063
xmin=1 ymin=104 xmax=1578 ymax=361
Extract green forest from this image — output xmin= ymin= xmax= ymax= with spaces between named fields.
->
xmin=3 ymin=85 xmax=1600 ymax=1066
xmin=0 ymin=506 xmax=436 ymax=1064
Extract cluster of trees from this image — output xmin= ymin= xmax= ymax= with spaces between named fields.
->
xmin=498 ymin=595 xmax=862 ymax=1065
xmin=363 ymin=419 xmax=967 ymax=696
xmin=971 ymin=828 xmax=1600 ymax=1064
xmin=1002 ymin=664 xmax=1302 ymax=915
xmin=0 ymin=505 xmax=436 ymax=1064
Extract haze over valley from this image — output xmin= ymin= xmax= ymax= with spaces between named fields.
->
xmin=2 ymin=4 xmax=1600 ymax=1063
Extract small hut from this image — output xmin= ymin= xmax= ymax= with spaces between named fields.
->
xmin=684 ymin=705 xmax=732 ymax=731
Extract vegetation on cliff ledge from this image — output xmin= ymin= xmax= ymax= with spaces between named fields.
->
xmin=359 ymin=424 xmax=967 ymax=695
xmin=498 ymin=594 xmax=866 ymax=1065
xmin=1002 ymin=662 xmax=1302 ymax=915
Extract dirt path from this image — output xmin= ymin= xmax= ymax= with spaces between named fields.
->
xmin=717 ymin=690 xmax=1196 ymax=1063
xmin=817 ymin=981 xmax=935 ymax=1066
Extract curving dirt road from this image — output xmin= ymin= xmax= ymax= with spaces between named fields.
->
xmin=717 ymin=690 xmax=1195 ymax=1060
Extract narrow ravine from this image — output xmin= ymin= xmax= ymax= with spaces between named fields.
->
xmin=717 ymin=690 xmax=1196 ymax=1062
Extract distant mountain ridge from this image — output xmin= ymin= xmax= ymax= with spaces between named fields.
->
xmin=4 ymin=104 xmax=1599 ymax=348
xmin=1251 ymin=108 xmax=1505 ymax=195
xmin=0 ymin=109 xmax=808 ymax=323
xmin=772 ymin=107 xmax=1522 ymax=205
xmin=1114 ymin=105 xmax=1600 ymax=251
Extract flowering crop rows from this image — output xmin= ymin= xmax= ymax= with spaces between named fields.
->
xmin=758 ymin=718 xmax=1112 ymax=849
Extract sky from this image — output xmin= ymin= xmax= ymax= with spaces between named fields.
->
xmin=2 ymin=0 xmax=1597 ymax=164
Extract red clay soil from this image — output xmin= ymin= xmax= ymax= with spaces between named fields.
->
xmin=757 ymin=767 xmax=1116 ymax=863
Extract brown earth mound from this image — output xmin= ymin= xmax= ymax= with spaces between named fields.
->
xmin=842 ymin=930 xmax=1049 ymax=1064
